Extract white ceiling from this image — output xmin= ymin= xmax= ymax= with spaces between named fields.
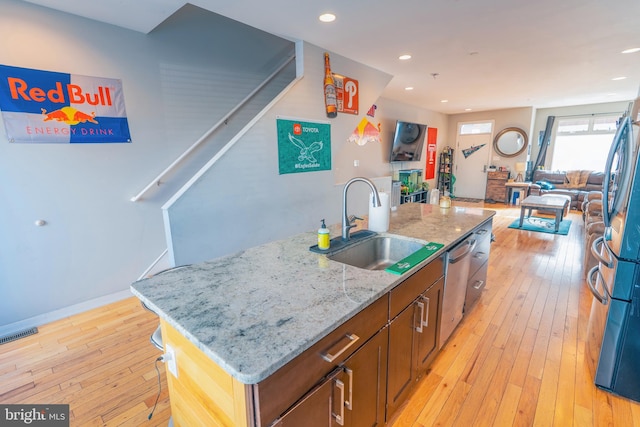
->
xmin=23 ymin=0 xmax=640 ymax=114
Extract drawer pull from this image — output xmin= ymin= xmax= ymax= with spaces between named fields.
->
xmin=473 ymin=252 xmax=486 ymax=259
xmin=416 ymin=301 xmax=425 ymax=333
xmin=345 ymin=368 xmax=353 ymax=410
xmin=421 ymin=296 xmax=430 ymax=328
xmin=473 ymin=280 xmax=484 ymax=290
xmin=322 ymin=334 xmax=360 ymax=363
xmin=334 ymin=379 xmax=345 ymax=425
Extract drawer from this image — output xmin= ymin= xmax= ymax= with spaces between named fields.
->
xmin=470 ymin=219 xmax=492 ymax=276
xmin=255 ymin=294 xmax=388 ymax=426
xmin=389 ymin=257 xmax=444 ymax=320
xmin=465 ymin=261 xmax=488 ymax=311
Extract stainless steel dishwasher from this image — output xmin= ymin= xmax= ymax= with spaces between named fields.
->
xmin=439 ymin=235 xmax=476 ymax=348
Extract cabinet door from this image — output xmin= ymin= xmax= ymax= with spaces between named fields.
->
xmin=386 ymin=302 xmax=419 ymax=419
xmin=416 ymin=277 xmax=444 ymax=374
xmin=273 ymin=368 xmax=345 ymax=427
xmin=343 ymin=326 xmax=388 ymax=427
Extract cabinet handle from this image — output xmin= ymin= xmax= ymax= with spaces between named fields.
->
xmin=322 ymin=334 xmax=360 ymax=363
xmin=473 ymin=280 xmax=484 ymax=290
xmin=421 ymin=296 xmax=430 ymax=328
xmin=345 ymin=368 xmax=353 ymax=410
xmin=476 ymin=229 xmax=488 ymax=235
xmin=473 ymin=251 xmax=486 ymax=259
xmin=416 ymin=301 xmax=425 ymax=333
xmin=334 ymin=379 xmax=345 ymax=426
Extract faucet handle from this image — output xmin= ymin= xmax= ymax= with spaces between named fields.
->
xmin=348 ymin=215 xmax=362 ymax=223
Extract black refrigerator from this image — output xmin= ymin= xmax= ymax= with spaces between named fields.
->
xmin=587 ymin=112 xmax=640 ymax=402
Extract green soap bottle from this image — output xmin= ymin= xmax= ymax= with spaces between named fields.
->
xmin=318 ymin=219 xmax=330 ymax=250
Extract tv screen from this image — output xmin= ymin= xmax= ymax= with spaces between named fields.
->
xmin=390 ymin=121 xmax=427 ymax=162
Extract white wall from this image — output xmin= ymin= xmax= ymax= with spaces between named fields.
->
xmin=530 ymin=101 xmax=630 ymax=169
xmin=447 ymin=107 xmax=534 ymax=173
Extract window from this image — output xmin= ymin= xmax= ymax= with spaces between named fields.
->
xmin=550 ymin=115 xmax=619 ymax=172
xmin=459 ymin=122 xmax=493 ymax=135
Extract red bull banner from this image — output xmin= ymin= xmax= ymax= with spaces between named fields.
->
xmin=0 ymin=65 xmax=131 ymax=143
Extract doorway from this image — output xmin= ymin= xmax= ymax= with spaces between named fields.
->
xmin=453 ymin=121 xmax=494 ymax=199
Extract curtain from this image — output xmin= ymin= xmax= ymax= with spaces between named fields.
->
xmin=533 ymin=115 xmax=555 ymax=172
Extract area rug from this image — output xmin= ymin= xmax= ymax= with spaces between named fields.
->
xmin=452 ymin=197 xmax=483 ymax=203
xmin=508 ymin=216 xmax=571 ymax=235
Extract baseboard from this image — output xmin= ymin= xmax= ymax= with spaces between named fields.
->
xmin=0 ymin=289 xmax=133 ymax=338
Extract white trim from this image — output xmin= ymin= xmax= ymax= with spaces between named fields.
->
xmin=0 ymin=289 xmax=132 ymax=338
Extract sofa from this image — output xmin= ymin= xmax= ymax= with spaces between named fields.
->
xmin=529 ymin=170 xmax=604 ymax=211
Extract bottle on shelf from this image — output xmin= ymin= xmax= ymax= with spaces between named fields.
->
xmin=323 ymin=52 xmax=338 ymax=118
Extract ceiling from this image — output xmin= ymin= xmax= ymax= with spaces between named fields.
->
xmin=23 ymin=0 xmax=640 ymax=114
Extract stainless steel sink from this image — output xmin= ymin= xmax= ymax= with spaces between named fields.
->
xmin=327 ymin=235 xmax=425 ymax=270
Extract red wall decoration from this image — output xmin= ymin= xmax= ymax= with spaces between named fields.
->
xmin=425 ymin=127 xmax=438 ymax=179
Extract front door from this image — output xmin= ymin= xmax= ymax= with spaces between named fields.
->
xmin=454 ymin=121 xmax=493 ymax=199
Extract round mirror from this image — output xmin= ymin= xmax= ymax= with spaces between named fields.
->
xmin=493 ymin=127 xmax=528 ymax=158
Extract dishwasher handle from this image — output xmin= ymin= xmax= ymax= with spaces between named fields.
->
xmin=449 ymin=239 xmax=477 ymax=263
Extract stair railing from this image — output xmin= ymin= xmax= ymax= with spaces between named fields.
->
xmin=130 ymin=54 xmax=296 ymax=202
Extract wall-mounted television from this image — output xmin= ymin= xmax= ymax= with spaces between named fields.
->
xmin=389 ymin=120 xmax=427 ymax=162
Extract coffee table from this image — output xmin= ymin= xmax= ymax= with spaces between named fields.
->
xmin=519 ymin=195 xmax=570 ymax=232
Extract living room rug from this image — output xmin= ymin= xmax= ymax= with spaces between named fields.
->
xmin=452 ymin=197 xmax=483 ymax=203
xmin=508 ymin=216 xmax=572 ymax=235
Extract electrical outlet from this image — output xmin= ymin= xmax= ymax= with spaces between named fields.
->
xmin=165 ymin=344 xmax=178 ymax=378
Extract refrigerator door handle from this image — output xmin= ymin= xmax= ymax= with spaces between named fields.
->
xmin=587 ymin=265 xmax=609 ymax=305
xmin=591 ymin=236 xmax=614 ymax=268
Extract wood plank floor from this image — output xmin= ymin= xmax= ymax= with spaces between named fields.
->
xmin=391 ymin=202 xmax=640 ymax=427
xmin=1 ymin=202 xmax=639 ymax=426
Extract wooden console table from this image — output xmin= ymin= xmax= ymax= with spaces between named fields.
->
xmin=485 ymin=171 xmax=509 ymax=202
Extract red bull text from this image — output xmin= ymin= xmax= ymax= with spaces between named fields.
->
xmin=7 ymin=78 xmax=113 ymax=106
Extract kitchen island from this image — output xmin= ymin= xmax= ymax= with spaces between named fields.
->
xmin=131 ymin=202 xmax=495 ymax=426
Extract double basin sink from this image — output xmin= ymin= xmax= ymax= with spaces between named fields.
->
xmin=321 ymin=232 xmax=426 ymax=271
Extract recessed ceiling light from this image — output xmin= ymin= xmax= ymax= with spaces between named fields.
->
xmin=399 ymin=54 xmax=412 ymax=60
xmin=319 ymin=13 xmax=336 ymax=23
xmin=622 ymin=48 xmax=640 ymax=54
xmin=405 ymin=87 xmax=414 ymax=91
xmin=465 ymin=108 xmax=473 ymax=111
xmin=441 ymin=99 xmax=449 ymax=103
xmin=612 ymin=76 xmax=627 ymax=81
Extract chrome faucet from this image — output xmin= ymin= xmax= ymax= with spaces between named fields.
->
xmin=342 ymin=177 xmax=381 ymax=241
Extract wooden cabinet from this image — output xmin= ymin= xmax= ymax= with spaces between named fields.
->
xmin=274 ymin=326 xmax=388 ymax=427
xmin=387 ymin=262 xmax=444 ymax=419
xmin=256 ymin=296 xmax=388 ymax=426
xmin=485 ymin=171 xmax=509 ymax=202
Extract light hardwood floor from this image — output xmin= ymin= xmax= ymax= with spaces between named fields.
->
xmin=1 ymin=203 xmax=639 ymax=426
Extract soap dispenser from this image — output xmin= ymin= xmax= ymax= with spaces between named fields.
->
xmin=318 ymin=219 xmax=330 ymax=250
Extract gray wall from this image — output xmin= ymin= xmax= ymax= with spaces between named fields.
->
xmin=164 ymin=43 xmax=395 ymax=265
xmin=0 ymin=1 xmax=295 ymax=331
xmin=0 ymin=0 xmax=450 ymax=331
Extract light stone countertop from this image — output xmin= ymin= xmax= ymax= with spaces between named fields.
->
xmin=130 ymin=203 xmax=495 ymax=384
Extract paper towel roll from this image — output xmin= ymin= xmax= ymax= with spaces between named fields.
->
xmin=369 ymin=192 xmax=390 ymax=232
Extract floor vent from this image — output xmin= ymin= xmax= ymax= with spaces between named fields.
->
xmin=0 ymin=327 xmax=38 ymax=345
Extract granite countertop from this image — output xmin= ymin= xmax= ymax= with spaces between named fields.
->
xmin=130 ymin=203 xmax=495 ymax=384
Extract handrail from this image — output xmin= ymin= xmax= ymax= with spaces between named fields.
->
xmin=130 ymin=54 xmax=296 ymax=202
xmin=136 ymin=248 xmax=168 ymax=281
